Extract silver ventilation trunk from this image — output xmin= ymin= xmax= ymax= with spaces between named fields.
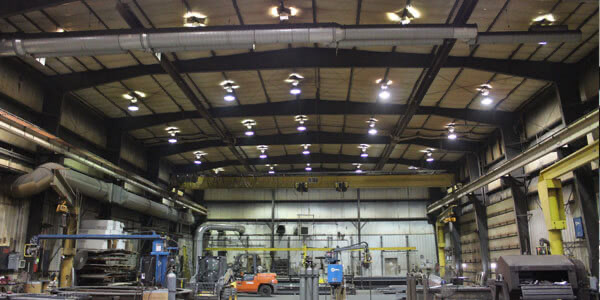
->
xmin=0 ymin=24 xmax=478 ymax=57
xmin=4 ymin=163 xmax=195 ymax=225
xmin=192 ymin=223 xmax=245 ymax=281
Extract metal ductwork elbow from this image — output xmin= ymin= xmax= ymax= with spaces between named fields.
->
xmin=193 ymin=223 xmax=245 ymax=280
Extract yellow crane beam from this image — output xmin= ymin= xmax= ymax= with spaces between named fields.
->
xmin=205 ymin=247 xmax=416 ymax=252
xmin=181 ymin=174 xmax=454 ymax=189
xmin=537 ymin=140 xmax=598 ymax=255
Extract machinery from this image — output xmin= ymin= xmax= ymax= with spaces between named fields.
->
xmin=193 ymin=255 xmax=236 ymax=299
xmin=490 ymin=255 xmax=591 ymax=300
xmin=323 ymin=242 xmax=372 ymax=300
xmin=232 ymin=253 xmax=277 ymax=296
xmin=32 ymin=232 xmax=175 ymax=287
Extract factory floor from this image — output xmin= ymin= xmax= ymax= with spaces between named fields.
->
xmin=238 ymin=290 xmax=398 ymax=300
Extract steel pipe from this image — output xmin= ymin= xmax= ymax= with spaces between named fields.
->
xmin=427 ymin=109 xmax=599 ymax=214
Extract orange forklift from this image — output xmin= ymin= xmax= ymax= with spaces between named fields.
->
xmin=232 ymin=253 xmax=278 ymax=297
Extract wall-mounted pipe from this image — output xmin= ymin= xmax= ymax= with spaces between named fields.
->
xmin=2 ymin=163 xmax=195 ymax=225
xmin=192 ymin=223 xmax=245 ymax=281
xmin=0 ymin=24 xmax=477 ymax=58
xmin=0 ymin=109 xmax=206 ymax=214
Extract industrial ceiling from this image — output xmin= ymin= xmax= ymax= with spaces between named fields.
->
xmin=1 ymin=0 xmax=597 ymax=175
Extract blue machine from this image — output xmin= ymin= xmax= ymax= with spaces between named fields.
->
xmin=327 ymin=264 xmax=344 ymax=284
xmin=34 ymin=232 xmax=173 ymax=286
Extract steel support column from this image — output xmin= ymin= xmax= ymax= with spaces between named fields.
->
xmin=469 ymin=194 xmax=490 ymax=284
xmin=501 ymin=175 xmax=531 ymax=255
xmin=40 ymin=89 xmax=64 ymax=135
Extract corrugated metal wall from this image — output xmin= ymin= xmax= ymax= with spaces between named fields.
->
xmin=0 ymin=194 xmax=31 ymax=252
xmin=203 ymin=221 xmax=436 ymax=277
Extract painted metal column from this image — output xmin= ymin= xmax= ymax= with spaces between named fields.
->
xmin=469 ymin=194 xmax=490 ymax=283
xmin=435 ymin=221 xmax=446 ymax=278
xmin=356 ymin=188 xmax=362 ymax=276
xmin=380 ymin=236 xmax=384 ymax=276
xmin=537 ymin=178 xmax=566 ymax=255
xmin=270 ymin=189 xmax=276 ymax=271
xmin=559 ymin=147 xmax=599 ymax=277
xmin=405 ymin=235 xmax=410 ymax=276
xmin=501 ymin=175 xmax=531 ymax=254
xmin=448 ymin=221 xmax=462 ymax=275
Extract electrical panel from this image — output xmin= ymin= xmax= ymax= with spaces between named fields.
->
xmin=327 ymin=264 xmax=343 ymax=284
xmin=7 ymin=253 xmax=20 ymax=270
xmin=573 ymin=217 xmax=584 ymax=238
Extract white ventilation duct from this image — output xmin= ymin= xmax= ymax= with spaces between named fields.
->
xmin=191 ymin=223 xmax=245 ymax=282
xmin=3 ymin=163 xmax=195 ymax=225
xmin=0 ymin=25 xmax=478 ymax=58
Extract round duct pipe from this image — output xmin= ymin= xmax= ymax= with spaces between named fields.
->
xmin=2 ymin=163 xmax=194 ymax=225
xmin=192 ymin=223 xmax=245 ymax=282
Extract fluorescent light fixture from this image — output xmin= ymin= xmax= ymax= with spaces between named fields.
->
xmin=259 ymin=154 xmax=267 ymax=159
xmin=268 ymin=170 xmax=275 ymax=174
xmin=491 ymin=262 xmax=497 ymax=269
xmin=245 ymin=130 xmax=254 ymax=136
xmin=297 ymin=125 xmax=307 ymax=131
xmin=538 ymin=41 xmax=547 ymax=45
xmin=168 ymin=137 xmax=178 ymax=144
xmin=194 ymin=159 xmax=202 ymax=165
xmin=360 ymin=152 xmax=368 ymax=158
xmin=481 ymin=97 xmax=493 ymax=105
xmin=305 ymin=166 xmax=312 ymax=171
xmin=408 ymin=166 xmax=419 ymax=170
xmin=242 ymin=119 xmax=256 ymax=136
xmin=368 ymin=128 xmax=377 ymax=135
xmin=257 ymin=145 xmax=268 ymax=159
xmin=355 ymin=169 xmax=363 ymax=173
xmin=56 ymin=28 xmax=65 ymax=33
xmin=302 ymin=150 xmax=310 ymax=155
xmin=426 ymin=157 xmax=434 ymax=162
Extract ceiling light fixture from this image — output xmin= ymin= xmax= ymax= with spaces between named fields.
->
xmin=481 ymin=97 xmax=493 ymax=106
xmin=420 ymin=148 xmax=435 ymax=162
xmin=353 ymin=163 xmax=363 ymax=173
xmin=213 ymin=167 xmax=224 ymax=174
xmin=257 ymin=145 xmax=269 ymax=159
xmin=359 ymin=144 xmax=370 ymax=158
xmin=127 ymin=101 xmax=139 ymax=112
xmin=123 ymin=91 xmax=146 ymax=112
xmin=532 ymin=13 xmax=555 ymax=23
xmin=447 ymin=124 xmax=457 ymax=140
xmin=387 ymin=4 xmax=421 ymax=25
xmin=165 ymin=126 xmax=180 ymax=144
xmin=242 ymin=119 xmax=256 ymax=136
xmin=367 ymin=118 xmax=378 ymax=135
xmin=193 ymin=151 xmax=206 ymax=165
xmin=56 ymin=27 xmax=65 ymax=33
xmin=271 ymin=1 xmax=298 ymax=22
xmin=408 ymin=166 xmax=420 ymax=170
xmin=183 ymin=12 xmax=207 ymax=27
xmin=220 ymin=80 xmax=239 ymax=102
xmin=476 ymin=83 xmax=492 ymax=96
xmin=266 ymin=164 xmax=277 ymax=174
xmin=538 ymin=41 xmax=547 ymax=45
xmin=286 ymin=73 xmax=304 ymax=95
xmin=376 ymin=78 xmax=392 ymax=100
xmin=301 ymin=144 xmax=311 ymax=155
xmin=305 ymin=163 xmax=312 ymax=172
xmin=295 ymin=115 xmax=308 ymax=132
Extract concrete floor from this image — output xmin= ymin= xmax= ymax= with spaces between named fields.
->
xmin=238 ymin=290 xmax=399 ymax=300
